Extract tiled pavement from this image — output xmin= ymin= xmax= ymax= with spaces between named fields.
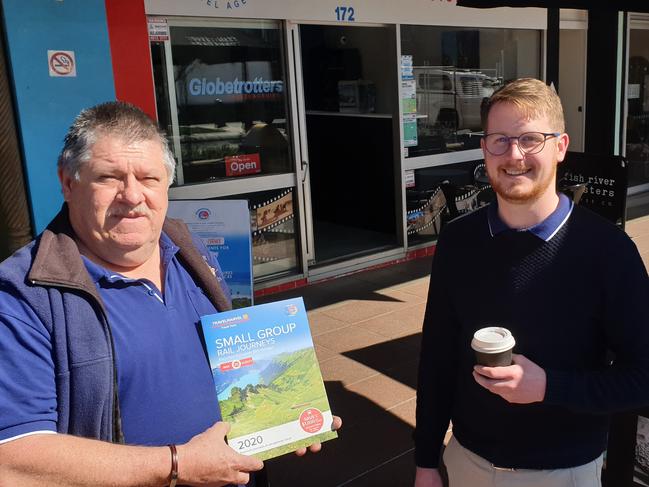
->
xmin=257 ymin=214 xmax=649 ymax=487
xmin=627 ymin=214 xmax=649 ymax=270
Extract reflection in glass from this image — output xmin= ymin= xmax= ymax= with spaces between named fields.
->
xmin=153 ymin=21 xmax=293 ymax=186
xmin=406 ymin=161 xmax=494 ymax=247
xmin=216 ymin=187 xmax=299 ymax=282
xmin=248 ymin=188 xmax=299 ymax=280
xmin=626 ymin=29 xmax=649 ymax=191
xmin=400 ymin=26 xmax=541 ymax=158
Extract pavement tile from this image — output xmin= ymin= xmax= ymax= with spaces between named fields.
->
xmin=356 ymin=306 xmax=425 ymax=339
xmin=398 ymin=280 xmax=431 ymax=298
xmin=380 ymin=359 xmax=420 ymax=391
xmin=377 ymin=288 xmax=426 ymax=305
xmin=307 ymin=312 xmax=349 ymax=337
xmin=314 ymin=325 xmax=388 ymax=354
xmin=387 ymin=397 xmax=417 ymax=428
xmin=631 ymin=230 xmax=649 ymax=245
xmin=350 ymin=265 xmax=415 ymax=286
xmin=319 ymin=354 xmax=379 ymax=386
xmin=351 ymin=259 xmax=431 ymax=287
xmin=397 ymin=303 xmax=427 ymax=330
xmin=342 ymin=333 xmax=421 ymax=379
xmin=314 ymin=344 xmax=337 ymax=362
xmin=631 ymin=233 xmax=649 ymax=265
xmin=324 ymin=380 xmax=388 ymax=429
xmin=626 ymin=215 xmax=649 ymax=238
xmin=319 ymin=299 xmax=398 ymax=324
xmin=345 ymin=373 xmax=416 ymax=411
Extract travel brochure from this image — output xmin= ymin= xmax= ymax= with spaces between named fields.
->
xmin=201 ymin=297 xmax=337 ymax=460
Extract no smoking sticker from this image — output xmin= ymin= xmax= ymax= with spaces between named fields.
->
xmin=48 ymin=50 xmax=76 ymax=77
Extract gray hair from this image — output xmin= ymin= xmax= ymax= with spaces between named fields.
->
xmin=57 ymin=101 xmax=176 ymax=185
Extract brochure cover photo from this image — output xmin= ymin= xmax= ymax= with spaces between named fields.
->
xmin=201 ymin=297 xmax=337 ymax=460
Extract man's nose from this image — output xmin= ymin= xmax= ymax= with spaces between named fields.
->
xmin=118 ymin=174 xmax=145 ymax=204
xmin=506 ymin=138 xmax=525 ymax=158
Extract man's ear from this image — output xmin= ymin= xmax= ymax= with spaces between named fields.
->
xmin=556 ymin=132 xmax=570 ymax=163
xmin=58 ymin=167 xmax=74 ymax=202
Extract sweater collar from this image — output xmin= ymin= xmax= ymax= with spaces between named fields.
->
xmin=487 ymin=193 xmax=573 ymax=242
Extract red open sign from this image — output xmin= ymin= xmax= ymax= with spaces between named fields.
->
xmin=225 ymin=154 xmax=261 ymax=177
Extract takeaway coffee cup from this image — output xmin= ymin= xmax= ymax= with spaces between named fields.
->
xmin=471 ymin=327 xmax=515 ymax=367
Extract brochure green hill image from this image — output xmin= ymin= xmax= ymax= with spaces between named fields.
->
xmin=218 ymin=348 xmax=336 ymax=459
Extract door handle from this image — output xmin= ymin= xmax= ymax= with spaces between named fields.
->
xmin=301 ymin=160 xmax=308 ymax=182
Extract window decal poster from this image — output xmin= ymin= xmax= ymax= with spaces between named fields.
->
xmin=167 ymin=200 xmax=253 ymax=308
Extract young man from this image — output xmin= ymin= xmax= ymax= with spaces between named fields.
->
xmin=414 ymin=78 xmax=649 ymax=487
xmin=0 ymin=102 xmax=340 ymax=486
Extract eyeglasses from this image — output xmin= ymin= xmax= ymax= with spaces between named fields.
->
xmin=483 ymin=132 xmax=561 ymax=156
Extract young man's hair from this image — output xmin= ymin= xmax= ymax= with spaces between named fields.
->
xmin=58 ymin=101 xmax=176 ymax=185
xmin=481 ymin=78 xmax=565 ymax=133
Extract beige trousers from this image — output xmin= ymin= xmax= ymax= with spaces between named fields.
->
xmin=443 ymin=436 xmax=603 ymax=487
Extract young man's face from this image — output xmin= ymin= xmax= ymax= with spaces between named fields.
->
xmin=481 ymin=102 xmax=569 ymax=205
xmin=59 ymin=134 xmax=170 ymax=268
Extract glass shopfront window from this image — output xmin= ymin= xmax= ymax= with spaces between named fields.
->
xmin=626 ymin=27 xmax=649 ymax=191
xmin=152 ymin=19 xmax=300 ymax=283
xmin=406 ymin=160 xmax=492 ymax=246
xmin=400 ymin=26 xmax=541 ymax=158
xmin=203 ymin=187 xmax=299 ymax=282
xmin=239 ymin=187 xmax=299 ymax=280
xmin=153 ymin=20 xmax=292 ymax=185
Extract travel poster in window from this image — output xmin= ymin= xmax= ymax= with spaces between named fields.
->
xmin=200 ymin=297 xmax=337 ymax=460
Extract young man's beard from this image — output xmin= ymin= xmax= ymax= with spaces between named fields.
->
xmin=488 ymin=161 xmax=558 ymax=204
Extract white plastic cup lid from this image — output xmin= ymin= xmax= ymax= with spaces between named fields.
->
xmin=471 ymin=326 xmax=515 ymax=354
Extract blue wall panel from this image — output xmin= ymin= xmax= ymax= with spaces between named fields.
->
xmin=2 ymin=0 xmax=115 ymax=233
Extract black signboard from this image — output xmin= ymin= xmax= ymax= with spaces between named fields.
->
xmin=558 ymin=151 xmax=628 ymax=228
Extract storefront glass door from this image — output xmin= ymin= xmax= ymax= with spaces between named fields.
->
xmin=288 ymin=22 xmax=403 ymax=271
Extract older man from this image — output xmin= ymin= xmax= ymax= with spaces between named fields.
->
xmin=0 ymin=102 xmax=338 ymax=486
xmin=414 ymin=78 xmax=649 ymax=487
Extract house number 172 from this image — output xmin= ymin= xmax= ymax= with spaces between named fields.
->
xmin=335 ymin=6 xmax=355 ymax=22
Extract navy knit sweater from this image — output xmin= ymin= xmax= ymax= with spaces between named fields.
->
xmin=415 ymin=204 xmax=649 ymax=470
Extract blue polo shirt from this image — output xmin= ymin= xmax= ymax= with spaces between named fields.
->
xmin=487 ymin=193 xmax=573 ymax=241
xmin=83 ymin=233 xmax=224 ymax=445
xmin=0 ymin=232 xmax=225 ymax=445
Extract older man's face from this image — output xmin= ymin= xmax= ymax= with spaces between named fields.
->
xmin=60 ymin=134 xmax=169 ymax=269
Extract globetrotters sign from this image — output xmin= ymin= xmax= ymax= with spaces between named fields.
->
xmin=225 ymin=154 xmax=262 ymax=177
xmin=177 ymin=61 xmax=284 ymax=105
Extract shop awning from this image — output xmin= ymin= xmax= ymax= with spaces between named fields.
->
xmin=456 ymin=0 xmax=649 ymax=11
